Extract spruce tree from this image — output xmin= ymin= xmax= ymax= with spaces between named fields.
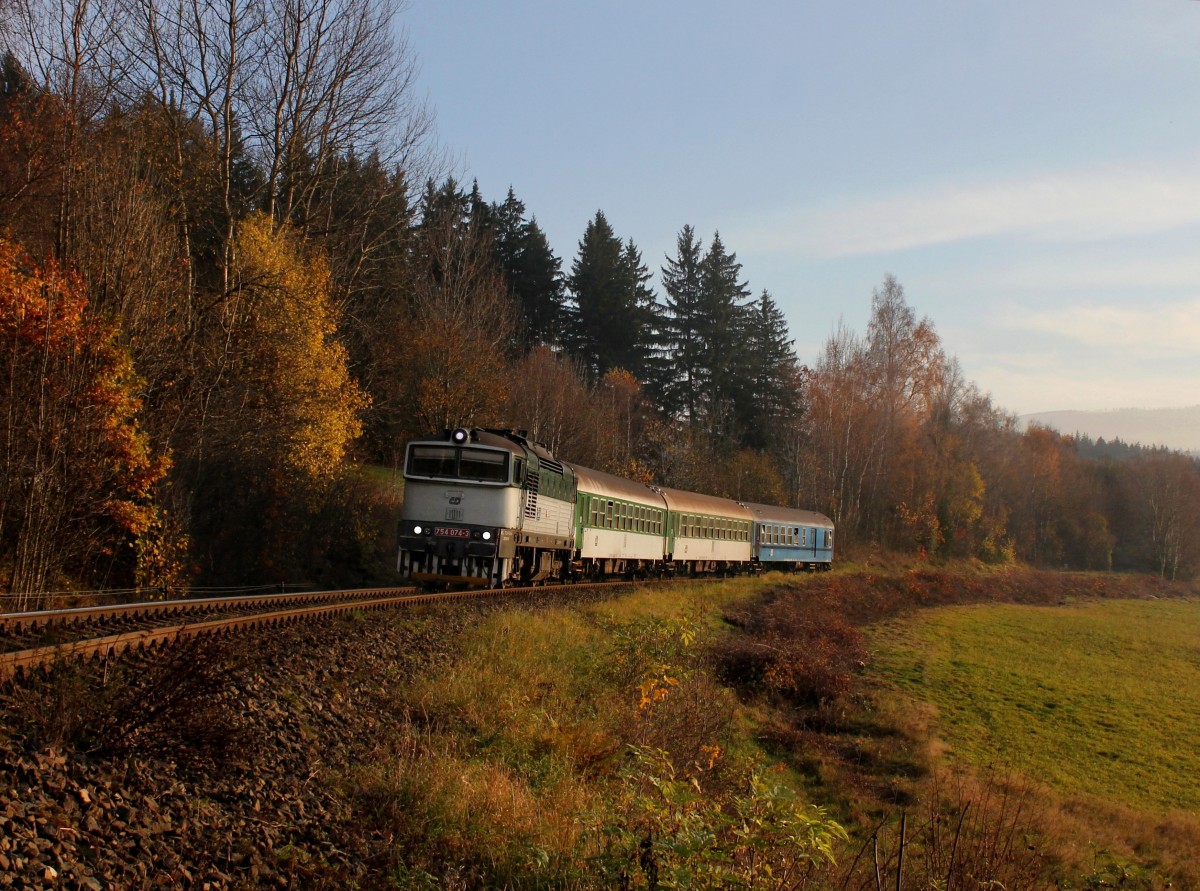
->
xmin=491 ymin=188 xmax=565 ymax=349
xmin=659 ymin=225 xmax=706 ymax=423
xmin=697 ymin=231 xmax=752 ymax=441
xmin=565 ymin=211 xmax=655 ymax=381
xmin=739 ymin=289 xmax=801 ymax=447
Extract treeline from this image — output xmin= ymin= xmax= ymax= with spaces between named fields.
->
xmin=1 ymin=0 xmax=1198 ymax=604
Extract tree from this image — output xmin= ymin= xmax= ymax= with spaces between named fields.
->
xmin=187 ymin=213 xmax=368 ymax=582
xmin=503 ymin=346 xmax=593 ymax=460
xmin=0 ymin=238 xmax=168 ymax=604
xmin=739 ymin=289 xmax=800 ymax=449
xmin=228 ymin=213 xmax=367 ymax=480
xmin=1138 ymin=451 xmax=1200 ymax=580
xmin=861 ymin=275 xmax=946 ymax=544
xmin=800 ymin=321 xmax=877 ymax=546
xmin=659 ymin=224 xmax=705 ymax=423
xmin=386 ymin=204 xmax=516 ymax=438
xmin=564 ymin=210 xmax=656 ymax=382
xmin=490 ymin=187 xmax=565 ymax=349
xmin=696 ymin=231 xmax=751 ymax=440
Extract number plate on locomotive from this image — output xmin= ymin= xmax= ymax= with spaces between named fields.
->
xmin=433 ymin=527 xmax=470 ymax=538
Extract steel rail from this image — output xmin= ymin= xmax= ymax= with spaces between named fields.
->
xmin=0 ymin=587 xmax=419 ymax=633
xmin=0 ymin=580 xmax=637 ymax=681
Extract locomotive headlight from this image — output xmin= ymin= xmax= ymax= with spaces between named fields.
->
xmin=482 ymin=531 xmax=492 ymax=541
xmin=451 ymin=428 xmax=469 ymax=444
xmin=413 ymin=525 xmax=423 ymax=535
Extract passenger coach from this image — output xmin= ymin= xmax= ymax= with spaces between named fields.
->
xmin=742 ymin=502 xmax=834 ymax=571
xmin=573 ymin=465 xmax=667 ymax=578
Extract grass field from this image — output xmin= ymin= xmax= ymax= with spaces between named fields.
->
xmin=869 ymin=598 xmax=1200 ymax=815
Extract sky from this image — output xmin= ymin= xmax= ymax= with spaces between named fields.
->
xmin=400 ymin=0 xmax=1200 ymax=416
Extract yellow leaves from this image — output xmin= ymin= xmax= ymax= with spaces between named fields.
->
xmin=637 ymin=668 xmax=679 ymax=711
xmin=231 ymin=214 xmax=368 ymax=482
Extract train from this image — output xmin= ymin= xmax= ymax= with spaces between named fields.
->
xmin=397 ymin=427 xmax=833 ymax=588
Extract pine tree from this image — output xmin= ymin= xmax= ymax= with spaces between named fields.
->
xmin=739 ymin=289 xmax=801 ymax=448
xmin=697 ymin=231 xmax=752 ymax=440
xmin=659 ymin=225 xmax=706 ymax=423
xmin=490 ymin=188 xmax=565 ymax=349
xmin=564 ymin=211 xmax=655 ymax=381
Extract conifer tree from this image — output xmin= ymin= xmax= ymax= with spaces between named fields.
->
xmin=490 ymin=187 xmax=565 ymax=349
xmin=564 ymin=211 xmax=655 ymax=381
xmin=739 ymin=289 xmax=801 ymax=448
xmin=659 ymin=225 xmax=706 ymax=423
xmin=697 ymin=231 xmax=752 ymax=440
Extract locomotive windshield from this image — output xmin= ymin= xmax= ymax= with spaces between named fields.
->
xmin=406 ymin=445 xmax=510 ymax=483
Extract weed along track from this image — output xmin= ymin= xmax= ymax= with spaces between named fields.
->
xmin=3 ymin=567 xmax=1195 ymax=889
xmin=0 ymin=579 xmax=651 ymax=682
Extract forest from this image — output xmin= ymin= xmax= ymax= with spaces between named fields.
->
xmin=1 ymin=0 xmax=1198 ymax=607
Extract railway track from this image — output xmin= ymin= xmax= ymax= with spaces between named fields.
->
xmin=0 ymin=581 xmax=639 ymax=681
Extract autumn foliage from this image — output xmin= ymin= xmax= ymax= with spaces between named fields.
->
xmin=2 ymin=13 xmax=1199 ymax=599
xmin=0 ymin=238 xmax=167 ymax=604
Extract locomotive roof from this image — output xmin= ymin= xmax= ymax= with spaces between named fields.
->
xmin=571 ymin=463 xmax=666 ymax=507
xmin=407 ymin=428 xmax=531 ymax=457
xmin=656 ymin=486 xmax=753 ymax=520
xmin=740 ymin=502 xmax=834 ymax=529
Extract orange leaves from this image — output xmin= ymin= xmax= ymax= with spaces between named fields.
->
xmin=0 ymin=236 xmax=168 ymax=593
xmin=0 ymin=239 xmax=88 ymax=348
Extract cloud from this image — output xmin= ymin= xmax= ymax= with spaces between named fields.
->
xmin=997 ymin=296 xmax=1200 ymax=353
xmin=934 ymin=255 xmax=1200 ymax=294
xmin=740 ymin=161 xmax=1200 ymax=258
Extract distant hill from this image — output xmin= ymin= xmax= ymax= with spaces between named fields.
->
xmin=1020 ymin=405 xmax=1200 ymax=455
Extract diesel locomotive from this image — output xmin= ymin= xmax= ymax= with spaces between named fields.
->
xmin=397 ymin=427 xmax=833 ymax=588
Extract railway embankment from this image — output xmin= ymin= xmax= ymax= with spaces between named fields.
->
xmin=0 ymin=594 xmax=513 ymax=888
xmin=1 ymin=568 xmax=1196 ymax=889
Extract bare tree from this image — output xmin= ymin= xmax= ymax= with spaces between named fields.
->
xmin=245 ymin=0 xmax=432 ymax=226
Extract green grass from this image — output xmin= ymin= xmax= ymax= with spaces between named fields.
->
xmin=354 ymin=463 xmax=404 ymax=497
xmin=869 ymin=598 xmax=1200 ymax=814
xmin=353 ymin=575 xmax=848 ymax=885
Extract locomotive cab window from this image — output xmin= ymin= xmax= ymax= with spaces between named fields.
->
xmin=459 ymin=449 xmax=509 ymax=482
xmin=407 ymin=445 xmax=457 ymax=478
xmin=407 ymin=445 xmax=509 ymax=483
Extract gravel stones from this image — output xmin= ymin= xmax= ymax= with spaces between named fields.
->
xmin=0 ymin=603 xmax=469 ymax=889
